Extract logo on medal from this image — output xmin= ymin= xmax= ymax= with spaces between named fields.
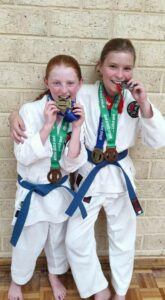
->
xmin=127 ymin=101 xmax=139 ymax=118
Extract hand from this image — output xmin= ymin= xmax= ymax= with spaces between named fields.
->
xmin=127 ymin=79 xmax=153 ymax=118
xmin=72 ymin=103 xmax=85 ymax=129
xmin=9 ymin=111 xmax=27 ymax=144
xmin=127 ymin=79 xmax=147 ymax=106
xmin=44 ymin=101 xmax=60 ymax=129
xmin=40 ymin=101 xmax=60 ymax=144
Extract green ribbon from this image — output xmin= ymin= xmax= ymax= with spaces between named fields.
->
xmin=50 ymin=119 xmax=69 ymax=169
xmin=98 ymin=81 xmax=120 ymax=148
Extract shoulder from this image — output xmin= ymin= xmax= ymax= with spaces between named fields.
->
xmin=77 ymin=81 xmax=99 ymax=104
xmin=78 ymin=81 xmax=99 ymax=95
xmin=19 ymin=95 xmax=46 ymax=116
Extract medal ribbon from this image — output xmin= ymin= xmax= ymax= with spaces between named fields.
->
xmin=95 ymin=117 xmax=106 ymax=150
xmin=50 ymin=120 xmax=69 ymax=170
xmin=98 ymin=81 xmax=120 ymax=148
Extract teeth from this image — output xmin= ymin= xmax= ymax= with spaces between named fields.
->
xmin=111 ymin=80 xmax=123 ymax=84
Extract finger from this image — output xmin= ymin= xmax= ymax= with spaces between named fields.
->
xmin=12 ymin=130 xmax=24 ymax=144
xmin=73 ymin=103 xmax=83 ymax=109
xmin=72 ymin=108 xmax=84 ymax=115
xmin=14 ymin=125 xmax=27 ymax=138
xmin=127 ymin=81 xmax=139 ymax=91
xmin=47 ymin=103 xmax=60 ymax=113
xmin=10 ymin=132 xmax=20 ymax=144
xmin=17 ymin=118 xmax=26 ymax=131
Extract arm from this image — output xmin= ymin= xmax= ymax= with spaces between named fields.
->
xmin=14 ymin=101 xmax=59 ymax=166
xmin=40 ymin=100 xmax=59 ymax=144
xmin=140 ymin=106 xmax=165 ymax=149
xmin=60 ymin=103 xmax=88 ymax=172
xmin=128 ymin=80 xmax=165 ymax=148
xmin=9 ymin=111 xmax=27 ymax=143
xmin=128 ymin=79 xmax=153 ymax=118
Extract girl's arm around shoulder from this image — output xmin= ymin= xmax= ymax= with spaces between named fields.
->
xmin=9 ymin=110 xmax=27 ymax=144
xmin=14 ymin=102 xmax=51 ymax=166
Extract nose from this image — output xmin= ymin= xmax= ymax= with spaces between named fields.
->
xmin=116 ymin=68 xmax=124 ymax=80
xmin=60 ymin=84 xmax=69 ymax=97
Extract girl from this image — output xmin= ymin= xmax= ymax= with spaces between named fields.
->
xmin=9 ymin=40 xmax=165 ymax=300
xmin=8 ymin=54 xmax=86 ymax=300
xmin=64 ymin=39 xmax=165 ymax=300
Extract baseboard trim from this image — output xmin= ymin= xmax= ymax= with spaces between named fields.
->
xmin=0 ymin=256 xmax=165 ymax=272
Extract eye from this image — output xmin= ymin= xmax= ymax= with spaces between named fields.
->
xmin=67 ymin=81 xmax=75 ymax=85
xmin=53 ymin=81 xmax=61 ymax=86
xmin=124 ymin=67 xmax=132 ymax=71
xmin=109 ymin=64 xmax=117 ymax=69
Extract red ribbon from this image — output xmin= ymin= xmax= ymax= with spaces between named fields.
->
xmin=104 ymin=84 xmax=124 ymax=113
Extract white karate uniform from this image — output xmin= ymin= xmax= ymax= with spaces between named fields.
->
xmin=11 ymin=95 xmax=87 ymax=285
xmin=65 ymin=81 xmax=165 ymax=298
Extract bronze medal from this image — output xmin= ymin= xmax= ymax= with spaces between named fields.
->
xmin=91 ymin=148 xmax=104 ymax=164
xmin=56 ymin=96 xmax=71 ymax=113
xmin=47 ymin=169 xmax=62 ymax=183
xmin=104 ymin=147 xmax=118 ymax=162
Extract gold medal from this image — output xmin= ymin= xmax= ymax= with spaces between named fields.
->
xmin=47 ymin=169 xmax=62 ymax=183
xmin=56 ymin=96 xmax=72 ymax=112
xmin=104 ymin=147 xmax=118 ymax=162
xmin=91 ymin=148 xmax=104 ymax=164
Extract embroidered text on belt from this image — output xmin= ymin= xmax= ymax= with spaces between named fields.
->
xmin=65 ymin=149 xmax=143 ymax=219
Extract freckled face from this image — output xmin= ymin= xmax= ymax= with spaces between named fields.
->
xmin=99 ymin=51 xmax=134 ymax=97
xmin=45 ymin=64 xmax=83 ymax=100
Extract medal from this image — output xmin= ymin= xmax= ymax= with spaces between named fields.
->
xmin=47 ymin=168 xmax=62 ymax=183
xmin=91 ymin=148 xmax=104 ymax=164
xmin=118 ymin=81 xmax=138 ymax=92
xmin=56 ymin=96 xmax=72 ymax=112
xmin=104 ymin=147 xmax=118 ymax=162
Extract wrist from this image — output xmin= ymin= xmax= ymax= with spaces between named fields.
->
xmin=140 ymin=101 xmax=153 ymax=118
xmin=41 ymin=123 xmax=53 ymax=135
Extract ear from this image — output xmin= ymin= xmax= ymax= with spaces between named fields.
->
xmin=44 ymin=77 xmax=48 ymax=88
xmin=97 ymin=60 xmax=102 ymax=75
xmin=79 ymin=78 xmax=83 ymax=88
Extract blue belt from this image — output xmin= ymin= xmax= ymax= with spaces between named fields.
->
xmin=11 ymin=174 xmax=84 ymax=247
xmin=65 ymin=149 xmax=143 ymax=219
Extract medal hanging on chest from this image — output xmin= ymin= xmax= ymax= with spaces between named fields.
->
xmin=47 ymin=119 xmax=69 ymax=183
xmin=98 ymin=81 xmax=120 ymax=162
xmin=91 ymin=117 xmax=105 ymax=164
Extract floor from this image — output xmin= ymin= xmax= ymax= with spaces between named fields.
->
xmin=0 ymin=268 xmax=165 ymax=299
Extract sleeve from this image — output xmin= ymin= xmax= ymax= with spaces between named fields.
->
xmin=60 ymin=123 xmax=88 ymax=173
xmin=139 ymin=104 xmax=165 ymax=149
xmin=14 ymin=104 xmax=52 ymax=166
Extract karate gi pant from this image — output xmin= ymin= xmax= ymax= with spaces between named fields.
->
xmin=66 ymin=191 xmax=136 ymax=298
xmin=11 ymin=221 xmax=69 ymax=285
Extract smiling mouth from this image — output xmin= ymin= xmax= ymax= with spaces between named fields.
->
xmin=111 ymin=79 xmax=127 ymax=85
xmin=111 ymin=80 xmax=130 ymax=89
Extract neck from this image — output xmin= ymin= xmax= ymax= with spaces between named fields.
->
xmin=103 ymin=86 xmax=117 ymax=100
